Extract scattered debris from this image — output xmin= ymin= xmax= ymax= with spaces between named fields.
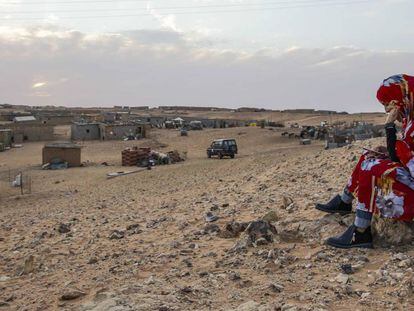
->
xmin=205 ymin=212 xmax=219 ymax=222
xmin=106 ymin=168 xmax=148 ymax=179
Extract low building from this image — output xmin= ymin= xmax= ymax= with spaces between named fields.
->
xmin=99 ymin=123 xmax=148 ymax=140
xmin=12 ymin=124 xmax=54 ymax=143
xmin=0 ymin=129 xmax=12 ymax=147
xmin=13 ymin=116 xmax=37 ymax=122
xmin=42 ymin=142 xmax=81 ymax=167
xmin=71 ymin=123 xmax=101 ymax=141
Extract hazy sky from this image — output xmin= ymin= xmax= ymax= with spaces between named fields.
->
xmin=0 ymin=0 xmax=413 ymax=112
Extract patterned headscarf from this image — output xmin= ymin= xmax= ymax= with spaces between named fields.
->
xmin=377 ymin=74 xmax=414 ymax=121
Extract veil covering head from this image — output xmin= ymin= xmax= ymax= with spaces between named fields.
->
xmin=377 ymin=74 xmax=414 ymax=122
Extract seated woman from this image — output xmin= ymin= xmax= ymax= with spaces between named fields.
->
xmin=316 ymin=74 xmax=414 ymax=248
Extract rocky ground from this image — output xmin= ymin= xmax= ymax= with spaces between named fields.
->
xmin=0 ymin=127 xmax=413 ymax=310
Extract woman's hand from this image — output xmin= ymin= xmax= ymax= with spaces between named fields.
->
xmin=365 ymin=146 xmax=389 ymax=159
xmin=386 ymin=107 xmax=400 ymax=124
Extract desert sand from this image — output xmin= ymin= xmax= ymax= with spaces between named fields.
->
xmin=0 ymin=125 xmax=413 ymax=310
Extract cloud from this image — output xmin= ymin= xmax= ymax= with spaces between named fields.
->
xmin=32 ymin=82 xmax=47 ymax=89
xmin=0 ymin=25 xmax=412 ymax=112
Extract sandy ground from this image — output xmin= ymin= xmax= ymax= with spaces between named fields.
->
xmin=0 ymin=126 xmax=413 ymax=311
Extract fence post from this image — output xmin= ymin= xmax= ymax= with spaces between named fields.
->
xmin=20 ymin=172 xmax=23 ymax=195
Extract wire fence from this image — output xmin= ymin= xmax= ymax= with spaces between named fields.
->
xmin=0 ymin=168 xmax=32 ymax=198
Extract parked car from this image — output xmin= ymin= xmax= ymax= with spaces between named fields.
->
xmin=207 ymin=139 xmax=238 ymax=159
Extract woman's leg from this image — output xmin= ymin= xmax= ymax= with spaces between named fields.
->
xmin=326 ymin=158 xmax=399 ymax=248
xmin=315 ymin=154 xmax=366 ymax=214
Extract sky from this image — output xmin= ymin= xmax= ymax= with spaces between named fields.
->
xmin=0 ymin=0 xmax=413 ymax=112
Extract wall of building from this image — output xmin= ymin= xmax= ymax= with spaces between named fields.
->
xmin=100 ymin=124 xmax=146 ymax=140
xmin=0 ymin=123 xmax=55 ymax=142
xmin=71 ymin=123 xmax=101 ymax=141
xmin=0 ymin=129 xmax=12 ymax=147
xmin=42 ymin=147 xmax=81 ymax=167
xmin=15 ymin=126 xmax=54 ymax=142
xmin=38 ymin=115 xmax=74 ymax=125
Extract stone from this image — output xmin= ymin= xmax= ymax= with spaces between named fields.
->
xmin=335 ymin=273 xmax=349 ymax=284
xmin=340 ymin=264 xmax=353 ymax=275
xmin=235 ymin=300 xmax=260 ymax=311
xmin=58 ymin=223 xmax=71 ymax=234
xmin=228 ymin=271 xmax=241 ymax=281
xmin=245 ymin=220 xmax=277 ymax=246
xmin=219 ymin=221 xmax=249 ymax=238
xmin=269 ymin=282 xmax=284 ymax=293
xmin=286 ymin=203 xmax=296 ymax=213
xmin=22 ymin=255 xmax=35 ymax=275
xmin=282 ymin=196 xmax=293 ymax=209
xmin=204 ymin=224 xmax=221 ymax=234
xmin=126 ymin=224 xmax=142 ymax=235
xmin=372 ymin=217 xmax=414 ymax=246
xmin=109 ymin=230 xmax=125 ymax=240
xmin=0 ymin=276 xmax=10 ymax=282
xmin=60 ymin=289 xmax=86 ymax=301
xmin=262 ymin=211 xmax=278 ymax=223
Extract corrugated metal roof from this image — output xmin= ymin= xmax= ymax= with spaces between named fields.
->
xmin=14 ymin=116 xmax=36 ymax=122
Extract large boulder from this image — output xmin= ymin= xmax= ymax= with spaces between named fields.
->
xmin=372 ymin=216 xmax=414 ymax=246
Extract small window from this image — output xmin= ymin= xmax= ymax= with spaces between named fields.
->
xmin=86 ymin=129 xmax=90 ymax=133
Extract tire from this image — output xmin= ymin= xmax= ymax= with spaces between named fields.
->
xmin=219 ymin=153 xmax=223 ymax=159
xmin=230 ymin=154 xmax=235 ymax=159
xmin=207 ymin=152 xmax=211 ymax=158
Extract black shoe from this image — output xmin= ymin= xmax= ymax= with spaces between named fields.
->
xmin=315 ymin=195 xmax=352 ymax=215
xmin=326 ymin=225 xmax=373 ymax=249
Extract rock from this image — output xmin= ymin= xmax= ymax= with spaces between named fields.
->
xmin=60 ymin=289 xmax=86 ymax=301
xmin=282 ymin=196 xmax=293 ymax=209
xmin=22 ymin=255 xmax=35 ymax=275
xmin=109 ymin=230 xmax=125 ymax=240
xmin=204 ymin=224 xmax=221 ymax=234
xmin=286 ymin=203 xmax=296 ymax=213
xmin=245 ymin=220 xmax=277 ymax=246
xmin=0 ymin=276 xmax=10 ymax=282
xmin=58 ymin=223 xmax=71 ymax=234
xmin=219 ymin=221 xmax=249 ymax=238
xmin=235 ymin=300 xmax=260 ymax=311
xmin=126 ymin=224 xmax=142 ymax=235
xmin=79 ymin=293 xmax=123 ymax=311
xmin=372 ymin=217 xmax=414 ymax=246
xmin=361 ymin=292 xmax=371 ymax=299
xmin=230 ymin=220 xmax=277 ymax=251
xmin=262 ymin=211 xmax=278 ymax=222
xmin=335 ymin=273 xmax=349 ymax=284
xmin=340 ymin=264 xmax=354 ymax=275
xmin=281 ymin=304 xmax=298 ymax=311
xmin=269 ymin=282 xmax=284 ymax=293
xmin=205 ymin=212 xmax=219 ymax=222
xmin=228 ymin=271 xmax=241 ymax=281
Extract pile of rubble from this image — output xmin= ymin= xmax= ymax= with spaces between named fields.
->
xmin=121 ymin=147 xmax=186 ymax=167
xmin=121 ymin=147 xmax=151 ymax=166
